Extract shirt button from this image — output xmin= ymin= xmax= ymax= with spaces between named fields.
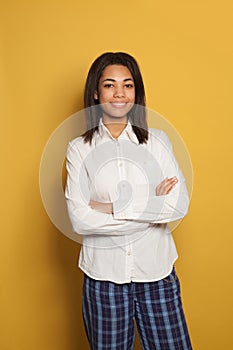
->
xmin=127 ymin=251 xmax=131 ymax=256
xmin=118 ymin=162 xmax=122 ymax=167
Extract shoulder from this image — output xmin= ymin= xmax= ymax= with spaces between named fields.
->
xmin=68 ymin=135 xmax=85 ymax=149
xmin=66 ymin=135 xmax=93 ymax=159
xmin=148 ymin=128 xmax=172 ymax=149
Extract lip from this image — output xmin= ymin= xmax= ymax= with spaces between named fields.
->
xmin=110 ymin=102 xmax=127 ymax=108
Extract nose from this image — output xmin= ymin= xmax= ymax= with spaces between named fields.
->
xmin=113 ymin=85 xmax=125 ymax=98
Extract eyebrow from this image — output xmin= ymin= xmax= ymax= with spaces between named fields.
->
xmin=102 ymin=78 xmax=134 ymax=82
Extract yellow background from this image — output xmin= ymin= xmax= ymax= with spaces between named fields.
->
xmin=1 ymin=0 xmax=233 ymax=349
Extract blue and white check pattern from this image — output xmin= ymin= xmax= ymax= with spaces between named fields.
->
xmin=82 ymin=268 xmax=192 ymax=349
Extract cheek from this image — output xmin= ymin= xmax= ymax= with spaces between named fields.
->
xmin=127 ymin=88 xmax=135 ymax=101
xmin=98 ymin=90 xmax=112 ymax=102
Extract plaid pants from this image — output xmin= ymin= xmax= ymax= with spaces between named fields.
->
xmin=82 ymin=268 xmax=192 ymax=350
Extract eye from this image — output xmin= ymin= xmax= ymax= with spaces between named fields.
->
xmin=103 ymin=83 xmax=114 ymax=88
xmin=125 ymin=84 xmax=134 ymax=88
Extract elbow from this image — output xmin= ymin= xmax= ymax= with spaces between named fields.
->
xmin=69 ymin=214 xmax=95 ymax=235
xmin=179 ymin=193 xmax=190 ymax=218
xmin=66 ymin=201 xmax=94 ymax=235
xmin=182 ymin=205 xmax=189 ymax=219
xmin=67 ymin=209 xmax=93 ymax=236
xmin=171 ymin=192 xmax=189 ymax=221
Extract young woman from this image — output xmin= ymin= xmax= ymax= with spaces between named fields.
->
xmin=65 ymin=52 xmax=192 ymax=349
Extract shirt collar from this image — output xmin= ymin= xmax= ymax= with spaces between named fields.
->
xmin=98 ymin=118 xmax=139 ymax=145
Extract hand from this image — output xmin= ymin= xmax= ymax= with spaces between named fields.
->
xmin=156 ymin=177 xmax=178 ymax=196
xmin=89 ymin=200 xmax=113 ymax=214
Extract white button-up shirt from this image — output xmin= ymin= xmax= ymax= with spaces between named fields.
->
xmin=65 ymin=119 xmax=189 ymax=283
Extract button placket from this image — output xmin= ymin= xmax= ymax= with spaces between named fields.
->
xmin=117 ymin=141 xmax=124 ymax=174
xmin=116 ymin=139 xmax=125 ymax=189
xmin=125 ymin=241 xmax=134 ymax=280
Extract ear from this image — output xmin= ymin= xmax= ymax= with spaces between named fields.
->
xmin=94 ymin=90 xmax=98 ymax=100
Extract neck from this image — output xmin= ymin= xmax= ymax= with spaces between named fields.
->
xmin=102 ymin=115 xmax=128 ymax=139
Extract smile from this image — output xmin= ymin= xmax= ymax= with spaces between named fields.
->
xmin=110 ymin=102 xmax=127 ymax=108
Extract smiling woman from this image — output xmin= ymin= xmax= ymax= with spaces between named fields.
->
xmin=65 ymin=52 xmax=193 ymax=349
xmin=82 ymin=52 xmax=148 ymax=144
xmin=94 ymin=65 xmax=136 ymax=133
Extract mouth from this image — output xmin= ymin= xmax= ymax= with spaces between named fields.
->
xmin=110 ymin=102 xmax=128 ymax=108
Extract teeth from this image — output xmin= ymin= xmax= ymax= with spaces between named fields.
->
xmin=111 ymin=103 xmax=126 ymax=106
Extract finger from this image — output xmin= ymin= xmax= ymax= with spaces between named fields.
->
xmin=165 ymin=178 xmax=178 ymax=188
xmin=164 ymin=179 xmax=178 ymax=194
xmin=160 ymin=177 xmax=168 ymax=186
xmin=163 ymin=184 xmax=174 ymax=194
xmin=156 ymin=177 xmax=178 ymax=195
xmin=167 ymin=176 xmax=178 ymax=183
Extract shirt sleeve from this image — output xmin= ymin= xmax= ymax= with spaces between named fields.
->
xmin=112 ymin=130 xmax=190 ymax=223
xmin=65 ymin=141 xmax=149 ymax=235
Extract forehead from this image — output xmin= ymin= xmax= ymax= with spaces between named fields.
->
xmin=100 ymin=65 xmax=133 ymax=79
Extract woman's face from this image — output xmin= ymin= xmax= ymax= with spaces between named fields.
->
xmin=94 ymin=64 xmax=135 ymax=122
